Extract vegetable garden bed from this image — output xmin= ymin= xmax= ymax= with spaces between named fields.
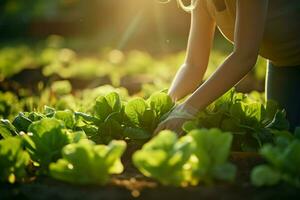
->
xmin=1 ymin=84 xmax=300 ymax=200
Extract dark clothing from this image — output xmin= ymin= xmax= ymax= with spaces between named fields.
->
xmin=266 ymin=62 xmax=300 ymax=131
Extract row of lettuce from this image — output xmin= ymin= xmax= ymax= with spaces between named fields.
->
xmin=0 ymin=39 xmax=182 ymax=86
xmin=0 ymin=90 xmax=299 ymax=188
xmin=0 ymin=82 xmax=131 ymax=121
xmin=0 ymin=36 xmax=267 ymax=94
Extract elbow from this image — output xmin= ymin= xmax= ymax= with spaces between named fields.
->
xmin=182 ymin=62 xmax=205 ymax=75
xmin=232 ymin=50 xmax=258 ymax=70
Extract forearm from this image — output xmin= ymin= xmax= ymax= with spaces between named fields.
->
xmin=184 ymin=52 xmax=257 ymax=110
xmin=168 ymin=63 xmax=206 ymax=102
xmin=168 ymin=0 xmax=215 ymax=102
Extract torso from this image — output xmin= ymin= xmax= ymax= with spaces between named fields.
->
xmin=204 ymin=0 xmax=300 ymax=66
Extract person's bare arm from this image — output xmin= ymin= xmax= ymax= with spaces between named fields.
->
xmin=154 ymin=0 xmax=268 ymax=134
xmin=168 ymin=0 xmax=216 ymax=102
xmin=183 ymin=0 xmax=269 ymax=110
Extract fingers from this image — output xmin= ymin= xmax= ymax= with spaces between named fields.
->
xmin=154 ymin=118 xmax=186 ymax=136
xmin=169 ymin=123 xmax=184 ymax=136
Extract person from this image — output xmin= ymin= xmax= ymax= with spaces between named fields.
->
xmin=154 ymin=0 xmax=300 ymax=135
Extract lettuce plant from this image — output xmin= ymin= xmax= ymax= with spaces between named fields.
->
xmin=0 ymin=119 xmax=18 ymax=139
xmin=251 ymin=130 xmax=300 ymax=187
xmin=54 ymin=110 xmax=75 ymax=129
xmin=94 ymin=92 xmax=123 ymax=122
xmin=133 ymin=129 xmax=236 ymax=186
xmin=123 ymin=92 xmax=174 ymax=141
xmin=12 ymin=112 xmax=33 ymax=132
xmin=183 ymin=89 xmax=288 ymax=151
xmin=24 ymin=118 xmax=71 ymax=171
xmin=50 ymin=139 xmax=126 ymax=185
xmin=123 ymin=98 xmax=156 ymax=140
xmin=74 ymin=91 xmax=174 ymax=144
xmin=0 ymin=137 xmax=30 ymax=183
xmin=133 ymin=130 xmax=193 ymax=186
xmin=187 ymin=128 xmax=236 ymax=185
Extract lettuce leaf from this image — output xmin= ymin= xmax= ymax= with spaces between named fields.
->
xmin=133 ymin=130 xmax=194 ymax=186
xmin=24 ymin=118 xmax=71 ymax=171
xmin=251 ymin=133 xmax=300 ymax=188
xmin=187 ymin=128 xmax=236 ymax=185
xmin=50 ymin=139 xmax=126 ymax=185
xmin=94 ymin=92 xmax=122 ymax=122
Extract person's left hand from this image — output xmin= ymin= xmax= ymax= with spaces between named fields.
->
xmin=154 ymin=103 xmax=198 ymax=136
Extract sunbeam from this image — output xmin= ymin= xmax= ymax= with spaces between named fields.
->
xmin=154 ymin=2 xmax=169 ymax=53
xmin=117 ymin=9 xmax=144 ymax=50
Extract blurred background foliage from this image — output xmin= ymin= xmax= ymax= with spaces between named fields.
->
xmin=0 ymin=0 xmax=192 ymax=52
xmin=0 ymin=0 xmax=267 ymax=119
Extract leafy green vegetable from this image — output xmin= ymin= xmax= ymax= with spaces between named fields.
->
xmin=123 ymin=127 xmax=151 ymax=140
xmin=133 ymin=130 xmax=193 ymax=186
xmin=54 ymin=110 xmax=75 ymax=129
xmin=124 ymin=93 xmax=173 ymax=141
xmin=74 ymin=112 xmax=99 ymax=124
xmin=44 ymin=106 xmax=56 ymax=117
xmin=124 ymin=98 xmax=155 ymax=140
xmin=94 ymin=92 xmax=122 ymax=122
xmin=51 ymin=80 xmax=72 ymax=95
xmin=12 ymin=113 xmax=33 ymax=132
xmin=0 ymin=119 xmax=18 ymax=139
xmin=74 ymin=92 xmax=173 ymax=144
xmin=125 ymin=98 xmax=147 ymax=126
xmin=97 ymin=113 xmax=124 ymax=144
xmin=50 ymin=139 xmax=126 ymax=185
xmin=26 ymin=112 xmax=45 ymax=122
xmin=251 ymin=165 xmax=281 ymax=186
xmin=265 ymin=110 xmax=290 ymax=130
xmin=24 ymin=118 xmax=71 ymax=171
xmin=0 ymin=137 xmax=30 ymax=183
xmin=187 ymin=128 xmax=236 ymax=185
xmin=183 ymin=89 xmax=288 ymax=151
xmin=147 ymin=92 xmax=174 ymax=119
xmin=251 ymin=133 xmax=300 ymax=188
xmin=0 ymin=91 xmax=21 ymax=120
xmin=68 ymin=131 xmax=87 ymax=143
xmin=133 ymin=128 xmax=236 ymax=186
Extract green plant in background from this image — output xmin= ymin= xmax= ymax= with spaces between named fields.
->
xmin=50 ymin=139 xmax=126 ymax=185
xmin=0 ymin=46 xmax=36 ymax=80
xmin=0 ymin=91 xmax=22 ymax=120
xmin=0 ymin=137 xmax=30 ymax=183
xmin=51 ymin=80 xmax=73 ymax=96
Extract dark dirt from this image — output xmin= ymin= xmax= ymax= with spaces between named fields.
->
xmin=1 ymin=176 xmax=300 ymax=200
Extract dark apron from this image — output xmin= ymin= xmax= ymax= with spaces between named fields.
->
xmin=266 ymin=62 xmax=300 ymax=131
